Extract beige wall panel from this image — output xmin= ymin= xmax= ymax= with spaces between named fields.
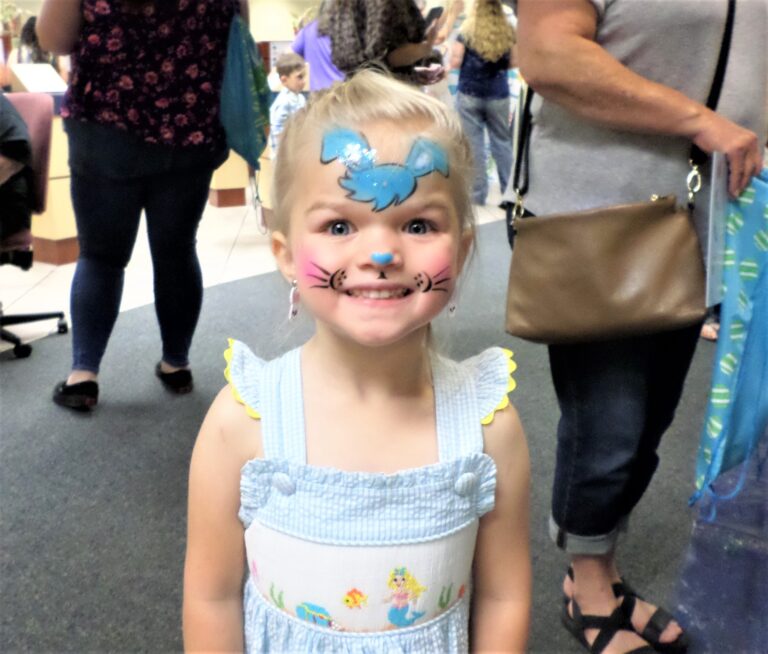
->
xmin=32 ymin=177 xmax=76 ymax=241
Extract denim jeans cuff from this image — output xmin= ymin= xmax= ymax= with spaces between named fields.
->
xmin=548 ymin=514 xmax=629 ymax=555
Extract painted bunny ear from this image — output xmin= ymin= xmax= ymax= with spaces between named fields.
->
xmin=405 ymin=138 xmax=450 ymax=179
xmin=320 ymin=128 xmax=377 ymax=170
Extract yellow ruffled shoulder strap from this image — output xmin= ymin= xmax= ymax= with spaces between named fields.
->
xmin=223 ymin=338 xmax=262 ymax=420
xmin=480 ymin=348 xmax=518 ymax=426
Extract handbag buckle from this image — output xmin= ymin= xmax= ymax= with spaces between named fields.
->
xmin=511 ymin=190 xmax=525 ymax=224
xmin=686 ymin=162 xmax=702 ymax=205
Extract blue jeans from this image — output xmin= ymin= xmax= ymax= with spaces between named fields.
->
xmin=66 ymin=120 xmax=225 ymax=373
xmin=455 ymin=92 xmax=512 ymax=205
xmin=547 ymin=323 xmax=701 ymax=554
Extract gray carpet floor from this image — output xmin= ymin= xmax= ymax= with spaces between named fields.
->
xmin=1 ymin=220 xmax=722 ymax=652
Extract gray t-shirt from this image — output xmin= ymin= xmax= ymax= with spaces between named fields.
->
xmin=505 ymin=0 xmax=767 ymax=225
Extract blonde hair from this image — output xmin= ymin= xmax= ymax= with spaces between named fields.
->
xmin=271 ymin=70 xmax=475 ymax=240
xmin=460 ymin=0 xmax=515 ymax=63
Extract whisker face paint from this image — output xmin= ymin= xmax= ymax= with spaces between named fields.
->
xmin=307 ymin=262 xmax=347 ymax=290
xmin=414 ymin=266 xmax=452 ymax=293
xmin=321 ymin=128 xmax=449 ymax=212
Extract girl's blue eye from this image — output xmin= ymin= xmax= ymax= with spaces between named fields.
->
xmin=405 ymin=219 xmax=432 ymax=235
xmin=328 ymin=221 xmax=351 ymax=236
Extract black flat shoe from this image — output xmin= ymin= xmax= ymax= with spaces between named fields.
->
xmin=53 ymin=380 xmax=98 ymax=411
xmin=155 ymin=362 xmax=193 ymax=394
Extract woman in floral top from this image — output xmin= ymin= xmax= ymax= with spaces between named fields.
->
xmin=37 ymin=0 xmax=248 ymax=411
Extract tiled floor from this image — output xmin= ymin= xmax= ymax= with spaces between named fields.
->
xmin=0 ymin=186 xmax=506 ymax=354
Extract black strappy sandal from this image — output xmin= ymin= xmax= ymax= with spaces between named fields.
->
xmin=565 ymin=567 xmax=690 ymax=654
xmin=562 ymin=594 xmax=655 ymax=654
xmin=612 ymin=580 xmax=690 ymax=654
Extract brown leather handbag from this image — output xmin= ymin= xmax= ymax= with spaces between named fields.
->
xmin=505 ymin=194 xmax=706 ymax=343
xmin=505 ymin=0 xmax=734 ymax=344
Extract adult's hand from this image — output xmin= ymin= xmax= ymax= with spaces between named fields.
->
xmin=413 ymin=63 xmax=445 ymax=86
xmin=691 ymin=110 xmax=761 ymax=198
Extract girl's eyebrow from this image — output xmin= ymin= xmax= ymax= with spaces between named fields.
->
xmin=305 ymin=200 xmax=348 ymax=214
xmin=411 ymin=200 xmax=452 ymax=213
xmin=304 ymin=198 xmax=453 ymax=216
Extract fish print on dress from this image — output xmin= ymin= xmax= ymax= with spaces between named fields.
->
xmin=343 ymin=588 xmax=368 ymax=609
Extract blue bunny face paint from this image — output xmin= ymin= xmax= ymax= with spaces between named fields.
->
xmin=321 ymin=128 xmax=450 ymax=212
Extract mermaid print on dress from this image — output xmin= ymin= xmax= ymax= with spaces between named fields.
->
xmin=386 ymin=567 xmax=427 ymax=628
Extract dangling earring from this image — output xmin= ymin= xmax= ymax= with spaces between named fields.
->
xmin=288 ymin=280 xmax=300 ymax=321
xmin=448 ymin=285 xmax=460 ymax=318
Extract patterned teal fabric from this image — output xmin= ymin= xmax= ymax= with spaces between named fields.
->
xmin=692 ymin=168 xmax=768 ymax=512
xmin=225 ymin=340 xmax=514 ymax=652
xmin=220 ymin=15 xmax=271 ymax=169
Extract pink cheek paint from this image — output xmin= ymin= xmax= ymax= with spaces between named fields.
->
xmin=296 ymin=248 xmax=317 ymax=283
xmin=297 ymin=251 xmax=347 ymax=291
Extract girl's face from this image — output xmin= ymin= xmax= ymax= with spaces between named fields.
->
xmin=273 ymin=121 xmax=470 ymax=349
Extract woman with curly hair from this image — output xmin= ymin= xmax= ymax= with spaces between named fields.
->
xmin=451 ymin=0 xmax=516 ymax=205
xmin=320 ymin=0 xmax=443 ymax=83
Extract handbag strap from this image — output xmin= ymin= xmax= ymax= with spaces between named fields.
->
xmin=511 ymin=0 xmax=736 ymax=218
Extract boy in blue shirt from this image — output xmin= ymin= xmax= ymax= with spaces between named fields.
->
xmin=269 ymin=52 xmax=307 ymax=152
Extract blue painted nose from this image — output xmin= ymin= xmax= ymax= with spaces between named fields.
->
xmin=371 ymin=252 xmax=394 ymax=265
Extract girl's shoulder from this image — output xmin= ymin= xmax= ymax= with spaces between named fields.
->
xmin=436 ymin=346 xmax=517 ymax=427
xmin=224 ymin=338 xmax=267 ymax=421
xmin=451 ymin=348 xmax=526 ymax=479
xmin=223 ymin=338 xmax=303 ymax=422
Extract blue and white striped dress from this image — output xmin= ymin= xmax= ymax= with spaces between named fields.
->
xmin=224 ymin=340 xmax=517 ymax=653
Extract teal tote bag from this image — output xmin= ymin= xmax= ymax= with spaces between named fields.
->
xmin=219 ymin=14 xmax=271 ymax=170
xmin=692 ymin=168 xmax=768 ymax=515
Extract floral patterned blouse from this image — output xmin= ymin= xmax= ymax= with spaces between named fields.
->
xmin=62 ymin=0 xmax=237 ymax=149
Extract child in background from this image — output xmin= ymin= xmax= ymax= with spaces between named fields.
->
xmin=269 ymin=51 xmax=307 ymax=151
xmin=183 ymin=71 xmax=531 ymax=652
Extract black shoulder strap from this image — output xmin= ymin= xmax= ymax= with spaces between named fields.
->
xmin=690 ymin=0 xmax=736 ymax=166
xmin=513 ymin=0 xmax=736 ymax=193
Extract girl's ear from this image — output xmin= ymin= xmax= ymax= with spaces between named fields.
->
xmin=457 ymin=230 xmax=474 ymax=273
xmin=271 ymin=231 xmax=296 ymax=281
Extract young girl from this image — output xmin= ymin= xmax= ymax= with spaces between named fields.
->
xmin=183 ymin=71 xmax=531 ymax=652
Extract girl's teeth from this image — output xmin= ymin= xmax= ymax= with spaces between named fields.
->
xmin=350 ymin=289 xmax=407 ymax=299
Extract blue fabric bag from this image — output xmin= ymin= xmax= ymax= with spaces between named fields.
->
xmin=219 ymin=15 xmax=270 ymax=170
xmin=691 ymin=168 xmax=768 ymax=514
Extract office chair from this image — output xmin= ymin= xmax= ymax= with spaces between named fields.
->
xmin=1 ymin=92 xmax=67 ymax=358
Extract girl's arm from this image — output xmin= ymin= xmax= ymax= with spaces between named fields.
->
xmin=436 ymin=0 xmax=464 ymax=45
xmin=449 ymin=40 xmax=464 ymax=71
xmin=472 ymin=404 xmax=531 ymax=653
xmin=517 ymin=0 xmax=761 ymax=198
xmin=36 ymin=0 xmax=82 ymax=55
xmin=183 ymin=387 xmax=259 ymax=652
